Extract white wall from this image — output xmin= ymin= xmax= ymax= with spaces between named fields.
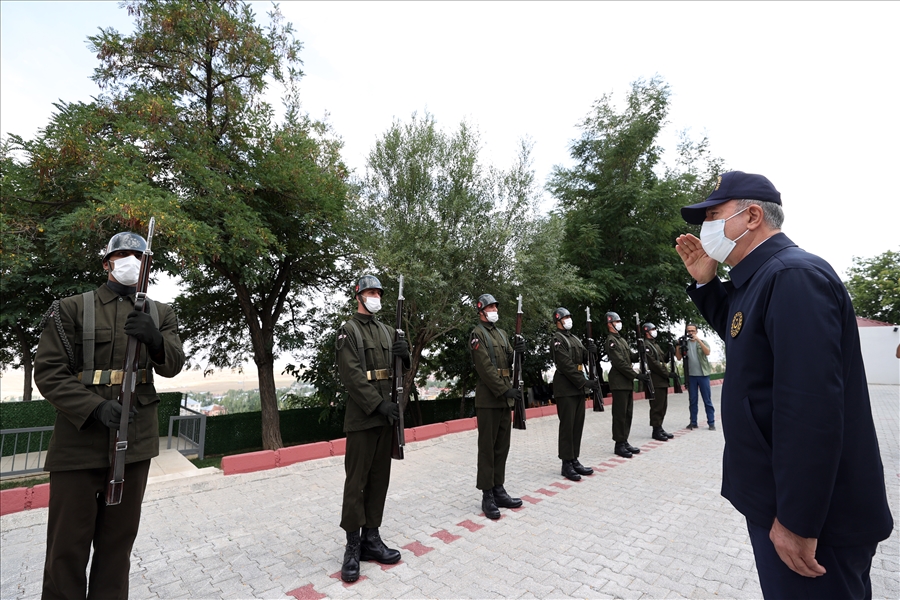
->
xmin=858 ymin=326 xmax=900 ymax=385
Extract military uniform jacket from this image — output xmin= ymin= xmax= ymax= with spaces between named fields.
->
xmin=336 ymin=312 xmax=394 ymax=432
xmin=470 ymin=322 xmax=513 ymax=409
xmin=689 ymin=233 xmax=893 ymax=547
xmin=552 ymin=330 xmax=588 ymax=397
xmin=644 ymin=339 xmax=670 ymax=389
xmin=33 ymin=284 xmax=185 ymax=472
xmin=606 ymin=332 xmax=640 ymax=391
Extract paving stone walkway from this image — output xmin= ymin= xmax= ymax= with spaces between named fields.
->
xmin=2 ymin=384 xmax=898 ymax=599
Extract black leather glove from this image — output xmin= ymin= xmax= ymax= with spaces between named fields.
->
xmin=587 ymin=340 xmax=598 ymax=356
xmin=513 ymin=335 xmax=526 ymax=354
xmin=503 ymin=388 xmax=523 ymax=401
xmin=391 ymin=339 xmax=410 ymax=361
xmin=125 ymin=309 xmax=163 ymax=352
xmin=376 ymin=400 xmax=400 ymax=423
xmin=93 ymin=400 xmax=135 ymax=429
xmin=584 ymin=378 xmax=600 ymax=391
xmin=636 ymin=372 xmax=652 ymax=383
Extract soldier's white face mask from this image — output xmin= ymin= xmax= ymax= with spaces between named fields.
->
xmin=700 ymin=206 xmax=750 ymax=263
xmin=614 ymin=322 xmax=623 ymax=332
xmin=650 ymin=330 xmax=658 ymax=339
xmin=110 ymin=255 xmax=141 ymax=286
xmin=363 ymin=296 xmax=382 ymax=313
xmin=485 ymin=310 xmax=499 ymax=323
xmin=562 ymin=318 xmax=573 ymax=330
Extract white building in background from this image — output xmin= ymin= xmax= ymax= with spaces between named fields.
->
xmin=857 ymin=318 xmax=900 ymax=385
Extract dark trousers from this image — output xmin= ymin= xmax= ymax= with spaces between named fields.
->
xmin=747 ymin=519 xmax=877 ymax=599
xmin=611 ymin=389 xmax=633 ymax=442
xmin=648 ymin=387 xmax=668 ymax=428
xmin=476 ymin=407 xmax=511 ymax=490
xmin=42 ymin=459 xmax=151 ymax=600
xmin=341 ymin=425 xmax=393 ymax=532
xmin=556 ymin=395 xmax=585 ymax=461
xmin=688 ymin=375 xmax=715 ymax=425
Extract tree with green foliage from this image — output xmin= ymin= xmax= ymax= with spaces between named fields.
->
xmin=845 ymin=249 xmax=900 ymax=325
xmin=548 ymin=76 xmax=723 ymax=335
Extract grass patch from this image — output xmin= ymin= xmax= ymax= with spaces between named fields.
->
xmin=189 ymin=455 xmax=223 ymax=470
xmin=0 ymin=474 xmax=50 ymax=491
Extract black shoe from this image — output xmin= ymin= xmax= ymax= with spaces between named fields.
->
xmin=492 ymin=485 xmax=523 ymax=509
xmin=661 ymin=429 xmax=674 ymax=439
xmin=614 ymin=442 xmax=633 ymax=458
xmin=625 ymin=441 xmax=641 ymax=454
xmin=341 ymin=529 xmax=361 ymax=583
xmin=709 ymin=424 xmax=716 ymax=431
xmin=360 ymin=527 xmax=401 ymax=564
xmin=561 ymin=460 xmax=582 ymax=481
xmin=686 ymin=423 xmax=698 ymax=430
xmin=482 ymin=489 xmax=501 ymax=519
xmin=571 ymin=458 xmax=593 ymax=476
xmin=652 ymin=427 xmax=669 ymax=441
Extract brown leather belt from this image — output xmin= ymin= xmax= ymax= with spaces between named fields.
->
xmin=366 ymin=369 xmax=393 ymax=381
xmin=497 ymin=368 xmax=511 ymax=377
xmin=78 ymin=369 xmax=151 ymax=386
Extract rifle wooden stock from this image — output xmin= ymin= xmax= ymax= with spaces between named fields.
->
xmin=390 ymin=276 xmax=406 ymax=460
xmin=511 ymin=295 xmax=526 ymax=430
xmin=585 ymin=307 xmax=605 ymax=412
xmin=634 ymin=313 xmax=655 ymax=400
xmin=106 ymin=217 xmax=155 ymax=506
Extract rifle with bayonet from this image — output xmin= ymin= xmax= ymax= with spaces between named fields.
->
xmin=511 ymin=294 xmax=526 ymax=430
xmin=633 ymin=313 xmax=655 ymax=400
xmin=668 ymin=345 xmax=684 ymax=394
xmin=390 ymin=275 xmax=406 ymax=460
xmin=585 ymin=307 xmax=605 ymax=412
xmin=106 ymin=217 xmax=155 ymax=506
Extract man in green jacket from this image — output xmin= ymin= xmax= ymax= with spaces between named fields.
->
xmin=335 ymin=275 xmax=410 ymax=583
xmin=470 ymin=293 xmax=525 ymax=519
xmin=34 ymin=231 xmax=185 ymax=600
xmin=675 ymin=323 xmax=715 ymax=430
xmin=605 ymin=311 xmax=652 ymax=458
xmin=551 ymin=307 xmax=600 ymax=481
xmin=641 ymin=322 xmax=675 ymax=442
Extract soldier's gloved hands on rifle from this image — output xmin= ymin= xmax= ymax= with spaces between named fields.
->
xmin=376 ymin=400 xmax=400 ymax=424
xmin=636 ymin=372 xmax=652 ymax=383
xmin=584 ymin=378 xmax=601 ymax=391
xmin=587 ymin=340 xmax=598 ymax=356
xmin=513 ymin=335 xmax=526 ymax=354
xmin=391 ymin=339 xmax=411 ymax=367
xmin=93 ymin=399 xmax=136 ymax=429
xmin=125 ymin=309 xmax=163 ymax=352
xmin=503 ymin=388 xmax=523 ymax=401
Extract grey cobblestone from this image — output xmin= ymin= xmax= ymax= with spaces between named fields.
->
xmin=2 ymin=384 xmax=898 ymax=598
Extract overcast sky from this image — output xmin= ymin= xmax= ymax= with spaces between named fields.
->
xmin=3 ymin=0 xmax=898 ymax=289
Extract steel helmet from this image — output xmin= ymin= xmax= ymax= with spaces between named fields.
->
xmin=605 ymin=311 xmax=621 ymax=323
xmin=553 ymin=307 xmax=571 ymax=322
xmin=355 ymin=275 xmax=383 ymax=296
xmin=102 ymin=232 xmax=147 ymax=262
xmin=642 ymin=322 xmax=657 ymax=334
xmin=476 ymin=293 xmax=498 ymax=311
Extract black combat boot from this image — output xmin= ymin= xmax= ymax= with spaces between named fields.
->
xmin=661 ymin=428 xmax=674 ymax=439
xmin=341 ymin=529 xmax=361 ymax=583
xmin=571 ymin=458 xmax=594 ymax=476
xmin=561 ymin=460 xmax=582 ymax=481
xmin=491 ymin=485 xmax=523 ymax=509
xmin=614 ymin=442 xmax=633 ymax=458
xmin=360 ymin=527 xmax=401 ymax=564
xmin=482 ymin=489 xmax=501 ymax=519
xmin=624 ymin=441 xmax=641 ymax=454
xmin=652 ymin=427 xmax=669 ymax=441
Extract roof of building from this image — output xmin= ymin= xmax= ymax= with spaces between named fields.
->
xmin=857 ymin=317 xmax=894 ymax=327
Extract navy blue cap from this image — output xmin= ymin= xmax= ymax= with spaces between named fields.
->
xmin=681 ymin=171 xmax=781 ymax=224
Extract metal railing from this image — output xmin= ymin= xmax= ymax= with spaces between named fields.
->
xmin=1 ymin=426 xmax=54 ymax=478
xmin=167 ymin=405 xmax=206 ymax=460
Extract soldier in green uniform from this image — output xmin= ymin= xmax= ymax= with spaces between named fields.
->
xmin=641 ymin=322 xmax=675 ymax=442
xmin=470 ymin=293 xmax=525 ymax=519
xmin=551 ymin=307 xmax=600 ymax=481
xmin=33 ymin=231 xmax=185 ymax=600
xmin=604 ymin=311 xmax=652 ymax=458
xmin=335 ymin=275 xmax=410 ymax=583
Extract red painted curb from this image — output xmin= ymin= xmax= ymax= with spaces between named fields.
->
xmin=540 ymin=405 xmax=558 ymax=417
xmin=446 ymin=418 xmax=477 ymax=433
xmin=525 ymin=406 xmax=543 ymax=419
xmin=330 ymin=438 xmax=347 ymax=456
xmin=0 ymin=488 xmax=27 ymax=516
xmin=410 ymin=423 xmax=448 ymax=442
xmin=30 ymin=483 xmax=51 ymax=509
xmin=277 ymin=441 xmax=332 ymax=467
xmin=222 ymin=449 xmax=277 ymax=475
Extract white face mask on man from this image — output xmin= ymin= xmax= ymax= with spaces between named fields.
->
xmin=562 ymin=318 xmax=573 ymax=330
xmin=363 ymin=296 xmax=382 ymax=313
xmin=650 ymin=330 xmax=658 ymax=339
xmin=485 ymin=310 xmax=499 ymax=323
xmin=110 ymin=255 xmax=141 ymax=286
xmin=614 ymin=322 xmax=622 ymax=332
xmin=699 ymin=206 xmax=750 ymax=263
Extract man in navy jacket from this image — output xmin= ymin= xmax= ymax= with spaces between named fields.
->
xmin=675 ymin=171 xmax=892 ymax=599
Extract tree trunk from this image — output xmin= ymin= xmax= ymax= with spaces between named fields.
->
xmin=14 ymin=324 xmax=33 ymax=401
